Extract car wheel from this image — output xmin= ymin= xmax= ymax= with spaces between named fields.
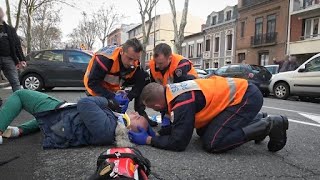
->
xmin=22 ymin=73 xmax=44 ymax=91
xmin=44 ymin=87 xmax=54 ymax=91
xmin=273 ymin=82 xmax=290 ymax=100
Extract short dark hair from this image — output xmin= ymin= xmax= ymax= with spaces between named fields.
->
xmin=140 ymin=83 xmax=163 ymax=105
xmin=123 ymin=38 xmax=143 ymax=53
xmin=153 ymin=43 xmax=172 ymax=58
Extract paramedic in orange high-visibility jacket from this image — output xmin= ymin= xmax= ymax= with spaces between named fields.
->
xmin=84 ymin=38 xmax=151 ymax=123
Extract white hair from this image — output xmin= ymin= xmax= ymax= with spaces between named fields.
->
xmin=114 ymin=122 xmax=135 ymax=147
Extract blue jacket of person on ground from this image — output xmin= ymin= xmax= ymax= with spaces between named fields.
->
xmin=35 ymin=97 xmax=117 ymax=149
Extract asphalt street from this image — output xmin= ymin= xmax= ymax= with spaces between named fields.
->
xmin=0 ymin=87 xmax=320 ymax=180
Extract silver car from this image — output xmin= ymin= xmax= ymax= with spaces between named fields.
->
xmin=269 ymin=53 xmax=320 ymax=100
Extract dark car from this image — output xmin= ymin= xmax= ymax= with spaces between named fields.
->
xmin=20 ymin=49 xmax=92 ymax=91
xmin=208 ymin=64 xmax=272 ymax=96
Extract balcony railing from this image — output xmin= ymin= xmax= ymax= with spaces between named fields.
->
xmin=251 ymin=32 xmax=278 ymax=47
xmin=293 ymin=0 xmax=320 ymax=11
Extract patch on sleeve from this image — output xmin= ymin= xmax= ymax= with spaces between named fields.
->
xmin=168 ymin=80 xmax=201 ymax=98
xmin=175 ymin=69 xmax=183 ymax=77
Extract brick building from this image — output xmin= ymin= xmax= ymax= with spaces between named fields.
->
xmin=288 ymin=0 xmax=320 ymax=63
xmin=236 ymin=0 xmax=290 ymax=65
xmin=182 ymin=32 xmax=204 ymax=68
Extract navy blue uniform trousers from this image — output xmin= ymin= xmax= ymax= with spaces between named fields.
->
xmin=197 ymin=84 xmax=263 ymax=153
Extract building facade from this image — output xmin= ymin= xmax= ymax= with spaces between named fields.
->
xmin=236 ymin=0 xmax=290 ymax=65
xmin=107 ymin=24 xmax=137 ymax=46
xmin=127 ymin=13 xmax=204 ymax=67
xmin=182 ymin=32 xmax=204 ymax=68
xmin=202 ymin=5 xmax=238 ymax=69
xmin=288 ymin=0 xmax=320 ymax=63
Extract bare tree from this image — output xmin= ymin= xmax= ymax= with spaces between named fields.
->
xmin=68 ymin=12 xmax=99 ymax=50
xmin=168 ymin=0 xmax=189 ymax=54
xmin=5 ymin=0 xmax=23 ymax=29
xmin=22 ymin=0 xmax=73 ymax=53
xmin=94 ymin=5 xmax=123 ymax=47
xmin=136 ymin=0 xmax=159 ymax=68
xmin=19 ymin=2 xmax=62 ymax=50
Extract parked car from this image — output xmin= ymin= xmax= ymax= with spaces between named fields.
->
xmin=265 ymin=65 xmax=279 ymax=75
xmin=269 ymin=53 xmax=320 ymax=100
xmin=195 ymin=69 xmax=208 ymax=78
xmin=20 ymin=49 xmax=92 ymax=91
xmin=205 ymin=68 xmax=217 ymax=75
xmin=210 ymin=64 xmax=272 ymax=96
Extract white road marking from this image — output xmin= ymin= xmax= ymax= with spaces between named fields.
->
xmin=299 ymin=113 xmax=320 ymax=124
xmin=263 ymin=106 xmax=320 ymax=117
xmin=289 ymin=119 xmax=320 ymax=128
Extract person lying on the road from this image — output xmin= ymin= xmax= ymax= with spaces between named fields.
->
xmin=0 ymin=89 xmax=150 ymax=148
xmin=128 ymin=76 xmax=289 ymax=153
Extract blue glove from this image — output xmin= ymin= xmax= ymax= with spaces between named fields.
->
xmin=147 ymin=125 xmax=156 ymax=137
xmin=162 ymin=116 xmax=171 ymax=127
xmin=120 ymin=100 xmax=129 ymax=113
xmin=114 ymin=93 xmax=128 ymax=105
xmin=128 ymin=127 xmax=149 ymax=145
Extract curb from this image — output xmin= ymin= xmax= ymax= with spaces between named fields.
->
xmin=0 ymin=82 xmax=10 ymax=88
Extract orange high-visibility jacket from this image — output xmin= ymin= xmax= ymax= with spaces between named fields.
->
xmin=149 ymin=54 xmax=198 ymax=86
xmin=165 ymin=76 xmax=249 ymax=129
xmin=84 ymin=47 xmax=138 ymax=96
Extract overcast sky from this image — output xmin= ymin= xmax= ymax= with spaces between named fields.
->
xmin=0 ymin=0 xmax=237 ymax=41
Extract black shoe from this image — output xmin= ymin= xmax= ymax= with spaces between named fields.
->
xmin=0 ymin=98 xmax=2 ymax=107
xmin=254 ymin=112 xmax=269 ymax=144
xmin=139 ymin=111 xmax=158 ymax=127
xmin=267 ymin=115 xmax=289 ymax=152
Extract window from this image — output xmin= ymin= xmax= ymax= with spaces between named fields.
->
xmin=305 ymin=57 xmax=320 ymax=72
xmin=149 ymin=34 xmax=154 ymax=45
xmin=214 ymin=37 xmax=220 ymax=52
xmin=240 ymin=22 xmax=245 ymax=38
xmin=212 ymin=16 xmax=217 ymax=25
xmin=304 ymin=17 xmax=320 ymax=39
xmin=182 ymin=46 xmax=186 ymax=57
xmin=226 ymin=11 xmax=232 ymax=21
xmin=196 ymin=43 xmax=202 ymax=57
xmin=267 ymin=14 xmax=276 ymax=41
xmin=226 ymin=34 xmax=233 ymax=51
xmin=188 ymin=44 xmax=194 ymax=58
xmin=32 ymin=52 xmax=43 ymax=60
xmin=42 ymin=50 xmax=64 ymax=62
xmin=255 ymin=17 xmax=263 ymax=43
xmin=226 ymin=65 xmax=241 ymax=73
xmin=150 ymin=52 xmax=153 ymax=60
xmin=238 ymin=53 xmax=246 ymax=62
xmin=214 ymin=62 xmax=219 ymax=68
xmin=67 ymin=51 xmax=91 ymax=64
xmin=215 ymin=66 xmax=228 ymax=75
xmin=205 ymin=39 xmax=211 ymax=51
xmin=205 ymin=62 xmax=210 ymax=69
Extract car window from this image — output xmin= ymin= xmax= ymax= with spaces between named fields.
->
xmin=305 ymin=57 xmax=320 ymax=72
xmin=226 ymin=65 xmax=241 ymax=73
xmin=215 ymin=66 xmax=228 ymax=75
xmin=41 ymin=51 xmax=64 ymax=62
xmin=251 ymin=65 xmax=263 ymax=73
xmin=67 ymin=51 xmax=92 ymax=64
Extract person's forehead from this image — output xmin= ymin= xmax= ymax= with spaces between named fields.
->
xmin=125 ymin=47 xmax=140 ymax=60
xmin=155 ymin=54 xmax=167 ymax=62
